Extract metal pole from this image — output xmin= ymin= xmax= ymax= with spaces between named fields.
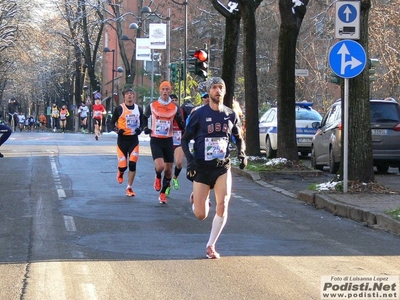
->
xmin=184 ymin=1 xmax=187 ymax=98
xmin=150 ymin=49 xmax=154 ymax=102
xmin=111 ymin=50 xmax=115 ymax=113
xmin=343 ymin=78 xmax=349 ymax=193
xmin=167 ymin=9 xmax=171 ymax=82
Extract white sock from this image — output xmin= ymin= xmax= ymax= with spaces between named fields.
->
xmin=126 ymin=185 xmax=131 ymax=189
xmin=206 ymin=214 xmax=227 ymax=248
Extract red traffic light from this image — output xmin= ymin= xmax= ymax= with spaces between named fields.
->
xmin=194 ymin=50 xmax=208 ymax=62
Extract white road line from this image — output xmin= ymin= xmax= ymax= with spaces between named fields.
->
xmin=81 ymin=283 xmax=98 ymax=300
xmin=63 ymin=215 xmax=76 ymax=232
xmin=57 ymin=189 xmax=66 ymax=198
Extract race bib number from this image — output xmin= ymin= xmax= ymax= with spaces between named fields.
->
xmin=155 ymin=119 xmax=170 ymax=136
xmin=94 ymin=111 xmax=102 ymax=117
xmin=173 ymin=130 xmax=182 ymax=146
xmin=125 ymin=114 xmax=139 ymax=130
xmin=204 ymin=137 xmax=228 ymax=161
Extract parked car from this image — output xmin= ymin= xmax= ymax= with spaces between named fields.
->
xmin=259 ymin=102 xmax=322 ymax=158
xmin=311 ymin=98 xmax=400 ymax=173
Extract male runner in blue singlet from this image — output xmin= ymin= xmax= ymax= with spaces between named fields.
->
xmin=181 ymin=77 xmax=247 ymax=259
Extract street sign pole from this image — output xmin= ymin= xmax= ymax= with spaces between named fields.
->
xmin=329 ymin=40 xmax=366 ymax=193
xmin=343 ymin=78 xmax=349 ymax=193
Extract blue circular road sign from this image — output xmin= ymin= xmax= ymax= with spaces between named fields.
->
xmin=338 ymin=4 xmax=358 ymax=23
xmin=329 ymin=40 xmax=366 ymax=79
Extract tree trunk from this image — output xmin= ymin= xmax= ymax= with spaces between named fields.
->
xmin=277 ymin=0 xmax=308 ymax=161
xmin=221 ymin=15 xmax=241 ymax=108
xmin=348 ymin=0 xmax=374 ymax=182
xmin=210 ymin=0 xmax=241 ymax=108
xmin=239 ymin=1 xmax=261 ymax=156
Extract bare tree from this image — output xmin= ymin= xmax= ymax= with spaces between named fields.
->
xmin=276 ymin=0 xmax=309 ymax=161
xmin=210 ymin=0 xmax=241 ymax=107
xmin=59 ymin=0 xmax=105 ymax=102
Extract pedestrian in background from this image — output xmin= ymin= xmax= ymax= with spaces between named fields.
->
xmin=78 ymin=102 xmax=89 ymax=133
xmin=28 ymin=115 xmax=35 ymax=132
xmin=92 ymin=96 xmax=106 ymax=140
xmin=59 ymin=105 xmax=70 ymax=133
xmin=181 ymin=77 xmax=247 ymax=259
xmin=143 ymin=81 xmax=185 ymax=204
xmin=7 ymin=97 xmax=20 ymax=131
xmin=50 ymin=103 xmax=60 ymax=132
xmin=39 ymin=113 xmax=47 ymax=131
xmin=18 ymin=112 xmax=26 ymax=132
xmin=110 ymin=87 xmax=145 ymax=197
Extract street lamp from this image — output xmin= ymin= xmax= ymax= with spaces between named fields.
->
xmin=103 ymin=47 xmax=124 ymax=113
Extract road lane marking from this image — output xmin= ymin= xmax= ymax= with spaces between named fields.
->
xmin=63 ymin=215 xmax=76 ymax=232
xmin=81 ymin=283 xmax=98 ymax=300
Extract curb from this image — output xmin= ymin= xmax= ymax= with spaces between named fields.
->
xmin=299 ymin=191 xmax=400 ymax=236
xmin=232 ymin=167 xmax=400 ymax=236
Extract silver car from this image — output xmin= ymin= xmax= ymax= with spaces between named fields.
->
xmin=259 ymin=102 xmax=322 ymax=158
xmin=311 ymin=98 xmax=400 ymax=173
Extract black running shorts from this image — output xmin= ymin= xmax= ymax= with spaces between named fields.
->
xmin=150 ymin=137 xmax=174 ymax=163
xmin=194 ymin=158 xmax=231 ymax=189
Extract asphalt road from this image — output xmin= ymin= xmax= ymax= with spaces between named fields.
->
xmin=0 ymin=132 xmax=399 ymax=300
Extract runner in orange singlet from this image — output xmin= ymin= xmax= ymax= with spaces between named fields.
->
xmin=110 ymin=87 xmax=145 ymax=197
xmin=143 ymin=81 xmax=185 ymax=204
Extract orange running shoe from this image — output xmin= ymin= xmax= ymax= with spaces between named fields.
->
xmin=154 ymin=176 xmax=161 ymax=191
xmin=117 ymin=170 xmax=124 ymax=184
xmin=126 ymin=187 xmax=135 ymax=197
xmin=158 ymin=192 xmax=167 ymax=204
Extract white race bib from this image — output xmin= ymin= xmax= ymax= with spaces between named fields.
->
xmin=155 ymin=119 xmax=170 ymax=136
xmin=173 ymin=130 xmax=182 ymax=146
xmin=204 ymin=137 xmax=228 ymax=161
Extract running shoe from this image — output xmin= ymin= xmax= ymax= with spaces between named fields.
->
xmin=172 ymin=178 xmax=180 ymax=190
xmin=0 ymin=152 xmax=3 ymax=158
xmin=154 ymin=176 xmax=161 ymax=191
xmin=159 ymin=192 xmax=167 ymax=204
xmin=126 ymin=187 xmax=135 ymax=197
xmin=95 ymin=135 xmax=98 ymax=141
xmin=206 ymin=245 xmax=220 ymax=259
xmin=116 ymin=170 xmax=124 ymax=184
xmin=165 ymin=186 xmax=171 ymax=197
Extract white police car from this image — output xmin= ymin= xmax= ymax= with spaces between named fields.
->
xmin=259 ymin=102 xmax=322 ymax=158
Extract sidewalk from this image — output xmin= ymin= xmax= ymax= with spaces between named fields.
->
xmin=233 ymin=167 xmax=400 ymax=236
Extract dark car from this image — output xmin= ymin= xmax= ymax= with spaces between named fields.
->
xmin=311 ymin=98 xmax=400 ymax=173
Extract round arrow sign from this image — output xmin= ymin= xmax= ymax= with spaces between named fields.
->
xmin=329 ymin=40 xmax=366 ymax=79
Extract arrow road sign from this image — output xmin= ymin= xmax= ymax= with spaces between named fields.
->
xmin=335 ymin=1 xmax=360 ymax=39
xmin=329 ymin=40 xmax=366 ymax=79
xmin=339 ymin=3 xmax=357 ymax=22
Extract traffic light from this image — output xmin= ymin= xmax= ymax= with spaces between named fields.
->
xmin=330 ymin=72 xmax=340 ymax=85
xmin=187 ymin=49 xmax=208 ymax=79
xmin=194 ymin=49 xmax=208 ymax=79
xmin=187 ymin=49 xmax=198 ymax=75
xmin=368 ymin=58 xmax=379 ymax=82
xmin=168 ymin=63 xmax=178 ymax=83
